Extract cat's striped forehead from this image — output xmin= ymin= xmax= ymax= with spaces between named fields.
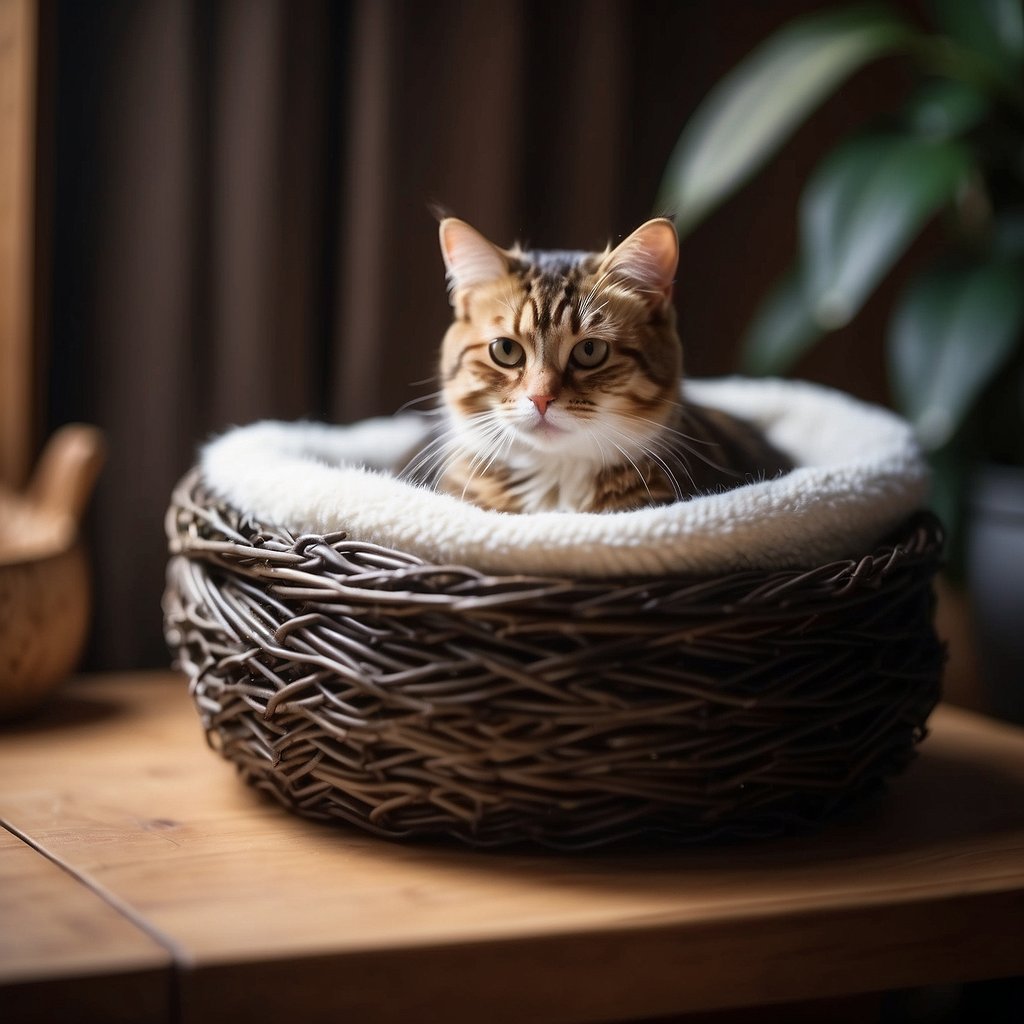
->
xmin=497 ymin=249 xmax=606 ymax=336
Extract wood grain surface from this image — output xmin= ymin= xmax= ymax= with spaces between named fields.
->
xmin=0 ymin=825 xmax=171 ymax=1023
xmin=1 ymin=672 xmax=1022 ymax=1023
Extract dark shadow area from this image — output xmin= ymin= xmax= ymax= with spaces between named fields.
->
xmin=632 ymin=975 xmax=1024 ymax=1023
xmin=253 ymin=734 xmax=1024 ymax=898
xmin=0 ymin=689 xmax=130 ymax=737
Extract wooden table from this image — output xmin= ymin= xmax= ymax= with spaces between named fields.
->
xmin=2 ymin=672 xmax=1023 ymax=1023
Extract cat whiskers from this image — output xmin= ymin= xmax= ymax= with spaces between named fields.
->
xmin=396 ymin=388 xmax=444 ymax=415
xmin=583 ymin=424 xmax=612 ymax=471
xmin=398 ymin=410 xmax=500 ymax=485
xmin=397 ymin=426 xmax=463 ymax=485
xmin=606 ymin=436 xmax=657 ymax=505
xmin=578 ymin=296 xmax=610 ymax=329
xmin=615 ymin=410 xmax=739 ymax=478
xmin=630 ymin=399 xmax=747 ymax=461
xmin=497 ymin=283 xmax=523 ymax=321
xmin=402 ymin=409 xmax=511 ymax=491
xmin=457 ymin=414 xmax=515 ymax=501
xmin=599 ymin=420 xmax=694 ymax=500
xmin=576 ymin=265 xmax=616 ymax=324
xmin=642 ymin=438 xmax=695 ymax=499
xmin=636 ymin=395 xmax=725 ymax=443
xmin=463 ymin=429 xmax=515 ymax=502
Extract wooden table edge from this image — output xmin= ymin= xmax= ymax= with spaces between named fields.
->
xmin=0 ymin=822 xmax=176 ymax=1024
xmin=170 ymin=886 xmax=1023 ymax=1024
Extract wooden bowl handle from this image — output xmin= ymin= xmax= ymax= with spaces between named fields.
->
xmin=25 ymin=424 xmax=106 ymax=525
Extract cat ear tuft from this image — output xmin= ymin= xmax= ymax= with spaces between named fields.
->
xmin=439 ymin=219 xmax=510 ymax=297
xmin=599 ymin=218 xmax=679 ymax=307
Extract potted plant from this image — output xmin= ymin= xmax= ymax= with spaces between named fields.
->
xmin=658 ymin=2 xmax=1024 ymax=720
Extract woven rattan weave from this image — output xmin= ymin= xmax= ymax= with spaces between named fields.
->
xmin=164 ymin=470 xmax=944 ymax=848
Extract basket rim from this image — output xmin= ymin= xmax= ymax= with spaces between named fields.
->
xmin=168 ymin=468 xmax=944 ymax=612
xmin=195 ymin=379 xmax=931 ymax=580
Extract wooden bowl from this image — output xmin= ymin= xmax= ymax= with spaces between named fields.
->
xmin=0 ymin=426 xmax=105 ymax=719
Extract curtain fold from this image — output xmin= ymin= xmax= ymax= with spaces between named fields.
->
xmin=43 ymin=0 xmax=902 ymax=669
xmin=335 ymin=0 xmax=397 ymax=421
xmin=87 ymin=0 xmax=196 ymax=669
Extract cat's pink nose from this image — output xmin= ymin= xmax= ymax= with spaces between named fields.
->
xmin=530 ymin=395 xmax=554 ymax=416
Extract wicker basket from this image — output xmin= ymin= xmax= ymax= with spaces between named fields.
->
xmin=164 ymin=463 xmax=944 ymax=848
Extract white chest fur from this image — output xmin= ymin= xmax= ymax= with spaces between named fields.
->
xmin=506 ymin=451 xmax=601 ymax=512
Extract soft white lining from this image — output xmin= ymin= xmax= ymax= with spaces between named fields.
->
xmin=199 ymin=378 xmax=928 ymax=578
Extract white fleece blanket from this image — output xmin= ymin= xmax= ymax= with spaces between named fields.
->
xmin=199 ymin=378 xmax=928 ymax=578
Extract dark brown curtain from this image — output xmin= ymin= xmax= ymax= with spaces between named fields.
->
xmin=42 ymin=0 xmax=913 ymax=669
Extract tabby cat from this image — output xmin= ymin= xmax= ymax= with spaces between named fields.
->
xmin=408 ymin=217 xmax=791 ymax=514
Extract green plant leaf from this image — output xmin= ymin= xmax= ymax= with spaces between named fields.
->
xmin=926 ymin=0 xmax=1024 ymax=72
xmin=741 ymin=266 xmax=822 ymax=374
xmin=801 ymin=134 xmax=972 ymax=329
xmin=888 ymin=258 xmax=1024 ymax=450
xmin=904 ymin=78 xmax=989 ymax=138
xmin=658 ymin=7 xmax=914 ymax=234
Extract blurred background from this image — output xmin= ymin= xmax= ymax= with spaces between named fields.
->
xmin=2 ymin=0 xmax=971 ymax=673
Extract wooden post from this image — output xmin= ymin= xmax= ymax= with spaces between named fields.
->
xmin=0 ymin=0 xmax=37 ymax=488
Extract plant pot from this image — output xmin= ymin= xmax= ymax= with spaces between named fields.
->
xmin=968 ymin=463 xmax=1024 ymax=725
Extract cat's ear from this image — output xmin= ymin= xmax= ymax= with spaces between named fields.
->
xmin=439 ymin=218 xmax=510 ymax=297
xmin=599 ymin=218 xmax=678 ymax=308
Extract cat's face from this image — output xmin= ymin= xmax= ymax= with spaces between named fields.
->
xmin=438 ymin=219 xmax=682 ymax=465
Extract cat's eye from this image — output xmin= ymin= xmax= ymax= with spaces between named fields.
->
xmin=571 ymin=338 xmax=609 ymax=368
xmin=489 ymin=337 xmax=525 ymax=368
